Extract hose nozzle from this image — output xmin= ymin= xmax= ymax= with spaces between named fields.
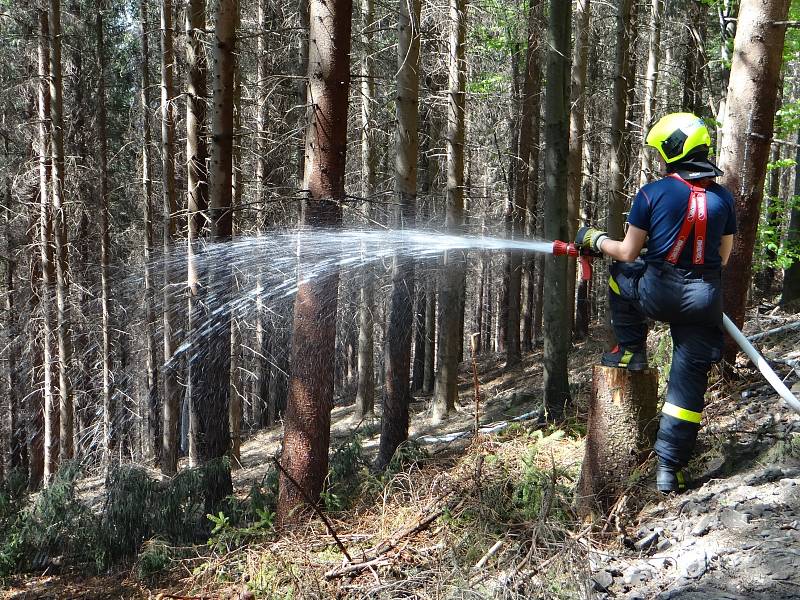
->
xmin=552 ymin=241 xmax=579 ymax=257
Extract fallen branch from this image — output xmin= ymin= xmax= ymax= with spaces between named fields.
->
xmin=746 ymin=320 xmax=800 ymax=342
xmin=272 ymin=458 xmax=352 ymax=563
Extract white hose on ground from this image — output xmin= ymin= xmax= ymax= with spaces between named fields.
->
xmin=722 ymin=313 xmax=800 ymax=415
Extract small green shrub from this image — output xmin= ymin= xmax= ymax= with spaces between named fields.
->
xmin=136 ymin=539 xmax=173 ymax=579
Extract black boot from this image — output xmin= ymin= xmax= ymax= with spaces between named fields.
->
xmin=601 ymin=345 xmax=649 ymax=371
xmin=656 ymin=464 xmax=690 ymax=493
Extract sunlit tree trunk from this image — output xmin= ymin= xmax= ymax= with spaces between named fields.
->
xmin=160 ymin=0 xmax=181 ymax=475
xmin=719 ymin=0 xmax=790 ymax=359
xmin=566 ymin=0 xmax=589 ymax=338
xmin=638 ymin=0 xmax=662 ymax=187
xmin=377 ymin=0 xmax=420 ymax=468
xmin=196 ymin=0 xmax=237 ymax=509
xmin=38 ymin=6 xmax=58 ymax=483
xmin=185 ymin=0 xmax=209 ymax=468
xmin=607 ymin=0 xmax=633 ymax=240
xmin=140 ymin=0 xmax=159 ymax=464
xmin=432 ymin=0 xmax=466 ymax=423
xmin=49 ymin=0 xmax=73 ymax=468
xmin=254 ymin=0 xmax=271 ymax=426
xmin=355 ymin=0 xmax=376 ymax=420
xmin=277 ymin=0 xmax=351 ymax=525
xmin=542 ymin=0 xmax=571 ymax=420
xmin=96 ymin=0 xmax=114 ymax=467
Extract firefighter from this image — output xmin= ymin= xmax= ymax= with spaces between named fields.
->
xmin=576 ymin=113 xmax=737 ymax=493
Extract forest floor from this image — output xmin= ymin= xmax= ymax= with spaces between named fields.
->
xmin=2 ymin=307 xmax=799 ymax=599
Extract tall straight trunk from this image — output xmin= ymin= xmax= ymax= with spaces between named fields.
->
xmin=565 ymin=0 xmax=589 ymax=337
xmin=140 ymin=0 xmax=159 ymax=463
xmin=782 ymin=129 xmax=800 ymax=305
xmin=759 ymin=139 xmax=782 ymax=294
xmin=296 ymin=0 xmax=311 ymax=184
xmin=411 ymin=288 xmax=426 ymax=390
xmin=37 ymin=7 xmax=57 ymax=485
xmin=376 ymin=0 xmax=420 ymax=469
xmin=96 ymin=1 xmax=114 ymax=467
xmin=505 ymin=0 xmax=541 ymax=366
xmin=197 ymin=0 xmax=237 ymax=509
xmin=229 ymin=7 xmax=243 ymax=464
xmin=638 ymin=0 xmax=662 ymax=187
xmin=186 ymin=0 xmax=209 ymax=467
xmin=719 ymin=0 xmax=790 ymax=360
xmin=254 ymin=0 xmax=271 ymax=426
xmin=354 ymin=0 xmax=376 ymax=418
xmin=422 ymin=279 xmax=435 ymax=393
xmin=50 ymin=0 xmax=73 ymax=467
xmin=714 ymin=0 xmax=735 ymax=155
xmin=682 ymin=1 xmax=705 ymax=116
xmin=607 ymin=0 xmax=634 ymax=240
xmin=5 ymin=209 xmax=21 ymax=473
xmin=542 ymin=0 xmax=571 ymax=420
xmin=277 ymin=0 xmax=351 ymax=525
xmin=432 ymin=0 xmax=466 ymax=423
xmin=160 ymin=0 xmax=181 ymax=475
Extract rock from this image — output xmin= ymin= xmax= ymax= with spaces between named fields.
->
xmin=635 ymin=530 xmax=660 ymax=551
xmin=691 ymin=514 xmax=719 ymax=536
xmin=678 ymin=550 xmax=707 ymax=579
xmin=656 ymin=538 xmax=672 ymax=552
xmin=592 ymin=570 xmax=614 ymax=591
xmin=681 ymin=501 xmax=707 ymax=517
xmin=782 ymin=467 xmax=800 ymax=478
xmin=741 ymin=503 xmax=768 ymax=518
xmin=779 ymin=478 xmax=800 ymax=487
xmin=622 ymin=566 xmax=652 ymax=586
xmin=720 ymin=508 xmax=750 ymax=529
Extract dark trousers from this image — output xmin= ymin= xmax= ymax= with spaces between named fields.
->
xmin=608 ymin=260 xmax=723 ymax=469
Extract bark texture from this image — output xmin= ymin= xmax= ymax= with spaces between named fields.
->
xmin=719 ymin=0 xmax=790 ymax=359
xmin=576 ymin=366 xmax=658 ymax=516
xmin=277 ymin=0 xmax=351 ymax=525
xmin=541 ymin=0 xmax=571 ymax=420
xmin=377 ymin=0 xmax=420 ymax=469
xmin=782 ymin=129 xmax=800 ymax=305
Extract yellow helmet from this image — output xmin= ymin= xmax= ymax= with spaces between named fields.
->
xmin=645 ymin=113 xmax=712 ymax=163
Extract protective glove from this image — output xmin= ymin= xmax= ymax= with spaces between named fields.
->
xmin=575 ymin=226 xmax=608 ymax=253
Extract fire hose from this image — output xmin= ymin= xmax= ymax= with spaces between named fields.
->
xmin=551 ymin=240 xmax=800 ymax=415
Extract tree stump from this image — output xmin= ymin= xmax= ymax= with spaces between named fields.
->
xmin=576 ymin=366 xmax=659 ymax=518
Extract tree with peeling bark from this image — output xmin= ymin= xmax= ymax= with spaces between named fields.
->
xmin=638 ymin=0 xmax=662 ymax=188
xmin=541 ymin=0 xmax=571 ymax=421
xmin=277 ymin=0 xmax=352 ymax=525
xmin=376 ymin=0 xmax=421 ymax=469
xmin=719 ymin=0 xmax=791 ymax=359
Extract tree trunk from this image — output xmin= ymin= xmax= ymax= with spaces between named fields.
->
xmin=376 ymin=0 xmax=420 ymax=469
xmin=541 ymin=0 xmax=571 ymax=420
xmin=719 ymin=0 xmax=790 ymax=360
xmin=196 ymin=0 xmax=237 ymax=509
xmin=277 ymin=0 xmax=351 ymax=525
xmin=505 ymin=0 xmax=540 ymax=367
xmin=139 ymin=0 xmax=159 ymax=464
xmin=607 ymin=0 xmax=634 ymax=241
xmin=37 ymin=6 xmax=57 ymax=485
xmin=782 ymin=129 xmax=800 ymax=306
xmin=682 ymin=1 xmax=705 ymax=116
xmin=50 ymin=0 xmax=74 ymax=469
xmin=160 ymin=0 xmax=181 ymax=475
xmin=423 ymin=279 xmax=436 ymax=394
xmin=576 ymin=366 xmax=658 ymax=517
xmin=411 ymin=288 xmax=426 ymax=392
xmin=96 ymin=1 xmax=114 ymax=468
xmin=354 ymin=3 xmax=377 ymax=420
xmin=638 ymin=0 xmax=662 ymax=187
xmin=566 ymin=0 xmax=590 ymax=338
xmin=432 ymin=0 xmax=466 ymax=424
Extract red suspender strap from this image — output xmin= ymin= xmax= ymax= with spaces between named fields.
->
xmin=665 ymin=174 xmax=707 ymax=265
